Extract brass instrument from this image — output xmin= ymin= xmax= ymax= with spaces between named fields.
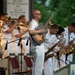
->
xmin=59 ymin=39 xmax=66 ymax=57
xmin=54 ymin=39 xmax=66 ymax=68
xmin=19 ymin=21 xmax=29 ymax=28
xmin=45 ymin=40 xmax=60 ymax=61
xmin=44 ymin=53 xmax=54 ymax=61
xmin=58 ymin=38 xmax=75 ymax=57
xmin=65 ymin=38 xmax=75 ymax=54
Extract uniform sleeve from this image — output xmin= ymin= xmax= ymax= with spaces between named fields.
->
xmin=1 ymin=28 xmax=9 ymax=32
xmin=12 ymin=29 xmax=19 ymax=36
xmin=29 ymin=21 xmax=38 ymax=30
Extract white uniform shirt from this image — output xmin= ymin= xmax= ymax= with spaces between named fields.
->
xmin=29 ymin=19 xmax=39 ymax=47
xmin=44 ymin=29 xmax=59 ymax=53
xmin=11 ymin=28 xmax=20 ymax=42
xmin=29 ymin=19 xmax=38 ymax=30
xmin=19 ymin=22 xmax=30 ymax=38
xmin=64 ymin=27 xmax=75 ymax=63
xmin=18 ymin=22 xmax=30 ymax=54
xmin=1 ymin=25 xmax=11 ymax=40
xmin=63 ymin=27 xmax=74 ymax=46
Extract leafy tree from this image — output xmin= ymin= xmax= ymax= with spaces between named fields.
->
xmin=50 ymin=0 xmax=75 ymax=27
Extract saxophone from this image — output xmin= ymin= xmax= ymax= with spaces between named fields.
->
xmin=45 ymin=40 xmax=60 ymax=61
xmin=59 ymin=39 xmax=66 ymax=57
xmin=54 ymin=39 xmax=66 ymax=68
xmin=65 ymin=38 xmax=75 ymax=54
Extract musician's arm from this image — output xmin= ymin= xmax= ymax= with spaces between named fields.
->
xmin=29 ymin=29 xmax=46 ymax=35
xmin=13 ymin=28 xmax=28 ymax=38
xmin=6 ymin=23 xmax=17 ymax=33
xmin=15 ymin=31 xmax=27 ymax=38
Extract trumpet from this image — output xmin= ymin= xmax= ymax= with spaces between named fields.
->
xmin=18 ymin=21 xmax=29 ymax=28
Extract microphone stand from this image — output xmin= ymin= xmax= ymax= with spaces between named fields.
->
xmin=17 ymin=36 xmax=29 ymax=74
xmin=2 ymin=36 xmax=27 ymax=74
xmin=4 ymin=37 xmax=27 ymax=74
xmin=18 ymin=37 xmax=30 ymax=74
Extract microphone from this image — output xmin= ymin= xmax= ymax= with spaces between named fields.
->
xmin=26 ymin=39 xmax=28 ymax=46
xmin=26 ymin=37 xmax=30 ymax=46
xmin=65 ymin=53 xmax=68 ymax=61
xmin=57 ymin=51 xmax=60 ymax=60
xmin=65 ymin=53 xmax=72 ymax=64
xmin=18 ymin=38 xmax=21 ymax=46
xmin=5 ymin=41 xmax=8 ymax=50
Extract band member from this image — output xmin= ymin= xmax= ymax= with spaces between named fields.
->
xmin=71 ymin=30 xmax=75 ymax=62
xmin=56 ymin=26 xmax=66 ymax=68
xmin=0 ymin=13 xmax=17 ymax=58
xmin=29 ymin=10 xmax=47 ymax=75
xmin=6 ymin=21 xmax=28 ymax=56
xmin=63 ymin=23 xmax=75 ymax=64
xmin=18 ymin=15 xmax=30 ymax=55
xmin=44 ymin=24 xmax=59 ymax=75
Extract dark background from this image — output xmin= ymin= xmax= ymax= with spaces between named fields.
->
xmin=0 ymin=0 xmax=3 ymax=14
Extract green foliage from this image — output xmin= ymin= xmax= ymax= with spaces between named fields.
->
xmin=50 ymin=0 xmax=75 ymax=27
xmin=33 ymin=0 xmax=75 ymax=27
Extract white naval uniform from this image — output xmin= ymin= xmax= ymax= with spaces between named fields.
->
xmin=19 ymin=23 xmax=30 ymax=55
xmin=44 ymin=30 xmax=54 ymax=75
xmin=29 ymin=19 xmax=45 ymax=75
xmin=44 ymin=30 xmax=59 ymax=75
xmin=67 ymin=33 xmax=75 ymax=63
xmin=9 ymin=28 xmax=21 ymax=55
xmin=64 ymin=27 xmax=74 ymax=64
xmin=0 ymin=24 xmax=11 ymax=58
xmin=57 ymin=34 xmax=66 ymax=68
xmin=51 ymin=35 xmax=60 ymax=71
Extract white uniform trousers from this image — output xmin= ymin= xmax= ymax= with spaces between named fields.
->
xmin=66 ymin=54 xmax=73 ymax=64
xmin=1 ymin=39 xmax=11 ymax=58
xmin=21 ymin=39 xmax=30 ymax=55
xmin=8 ymin=41 xmax=21 ymax=55
xmin=60 ymin=54 xmax=66 ymax=68
xmin=53 ymin=56 xmax=59 ymax=71
xmin=44 ymin=57 xmax=54 ymax=75
xmin=32 ymin=44 xmax=45 ymax=75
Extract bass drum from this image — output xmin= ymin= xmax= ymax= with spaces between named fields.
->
xmin=0 ymin=45 xmax=2 ymax=59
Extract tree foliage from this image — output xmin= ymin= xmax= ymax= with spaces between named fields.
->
xmin=33 ymin=0 xmax=75 ymax=27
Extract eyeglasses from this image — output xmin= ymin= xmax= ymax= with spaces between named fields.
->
xmin=34 ymin=13 xmax=42 ymax=15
